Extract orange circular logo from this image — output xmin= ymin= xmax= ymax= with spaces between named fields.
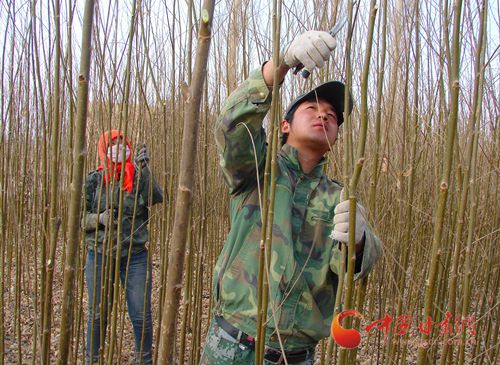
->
xmin=331 ymin=310 xmax=363 ymax=349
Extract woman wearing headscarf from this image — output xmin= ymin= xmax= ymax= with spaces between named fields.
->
xmin=82 ymin=130 xmax=163 ymax=364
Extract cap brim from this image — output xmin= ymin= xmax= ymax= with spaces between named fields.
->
xmin=284 ymin=81 xmax=354 ymax=126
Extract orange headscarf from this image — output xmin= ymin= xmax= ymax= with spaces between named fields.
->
xmin=97 ymin=130 xmax=135 ymax=192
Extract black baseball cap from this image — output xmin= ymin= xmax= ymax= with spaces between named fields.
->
xmin=283 ymin=81 xmax=354 ymax=126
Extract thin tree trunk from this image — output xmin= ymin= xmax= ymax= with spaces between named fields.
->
xmin=107 ymin=1 xmax=138 ymax=363
xmin=368 ymin=0 xmax=388 ymax=217
xmin=41 ymin=0 xmax=62 ymax=362
xmin=440 ymin=1 xmax=487 ymax=363
xmin=157 ymin=2 xmax=215 ymax=362
xmin=417 ymin=1 xmax=463 ymax=363
xmin=340 ymin=1 xmax=377 ymax=363
xmin=255 ymin=1 xmax=283 ymax=363
xmin=56 ymin=1 xmax=95 ymax=363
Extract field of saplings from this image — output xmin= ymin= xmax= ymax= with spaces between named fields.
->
xmin=0 ymin=0 xmax=498 ymax=364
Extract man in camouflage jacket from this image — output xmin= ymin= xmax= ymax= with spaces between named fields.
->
xmin=200 ymin=30 xmax=382 ymax=364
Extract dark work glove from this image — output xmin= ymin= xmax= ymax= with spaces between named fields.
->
xmin=135 ymin=144 xmax=149 ymax=167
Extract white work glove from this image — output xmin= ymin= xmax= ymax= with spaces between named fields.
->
xmin=98 ymin=210 xmax=116 ymax=226
xmin=331 ymin=199 xmax=367 ymax=245
xmin=283 ymin=31 xmax=338 ymax=71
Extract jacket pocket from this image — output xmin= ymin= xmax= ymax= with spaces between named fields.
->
xmin=309 ymin=208 xmax=334 ymax=223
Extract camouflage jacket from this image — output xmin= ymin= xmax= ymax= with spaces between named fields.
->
xmin=213 ymin=68 xmax=382 ymax=349
xmin=83 ymin=165 xmax=163 ymax=257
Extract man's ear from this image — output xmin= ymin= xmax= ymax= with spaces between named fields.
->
xmin=281 ymin=119 xmax=290 ymax=134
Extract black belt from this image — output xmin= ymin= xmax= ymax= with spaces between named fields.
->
xmin=263 ymin=346 xmax=314 ymax=364
xmin=215 ymin=315 xmax=256 ymax=349
xmin=214 ymin=315 xmax=314 ymax=364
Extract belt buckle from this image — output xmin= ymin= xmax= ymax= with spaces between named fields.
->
xmin=264 ymin=346 xmax=285 ymax=364
xmin=235 ymin=331 xmax=246 ymax=350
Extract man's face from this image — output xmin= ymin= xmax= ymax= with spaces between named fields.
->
xmin=281 ymin=99 xmax=339 ymax=154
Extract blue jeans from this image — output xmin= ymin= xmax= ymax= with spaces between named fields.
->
xmin=86 ymin=249 xmax=153 ymax=364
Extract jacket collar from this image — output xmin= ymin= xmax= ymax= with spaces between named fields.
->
xmin=279 ymin=144 xmax=327 ymax=178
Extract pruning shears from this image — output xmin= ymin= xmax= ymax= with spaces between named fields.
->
xmin=293 ymin=17 xmax=348 ymax=78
